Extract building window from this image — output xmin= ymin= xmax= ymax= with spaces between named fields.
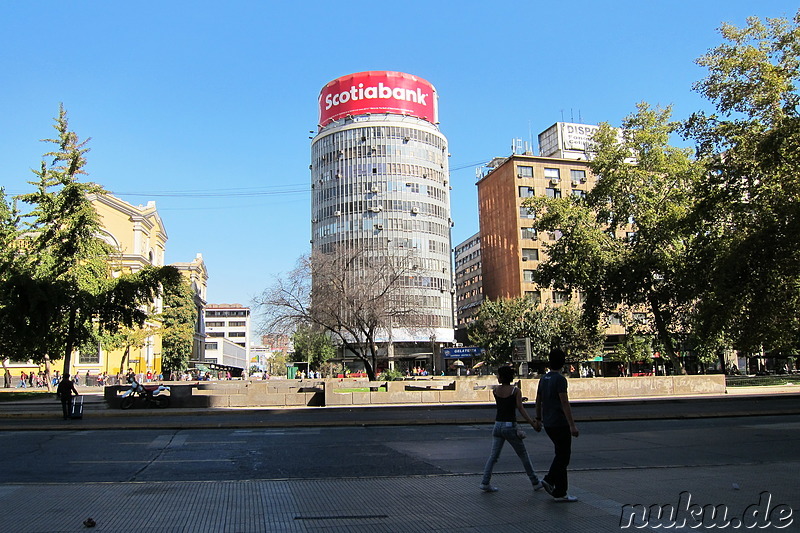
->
xmin=519 ymin=206 xmax=535 ymax=219
xmin=517 ymin=166 xmax=533 ymax=178
xmin=525 ymin=291 xmax=541 ymax=304
xmin=523 ymin=269 xmax=535 ymax=282
xmin=205 ymin=342 xmax=218 ymax=350
xmin=552 ymin=291 xmax=570 ymax=304
xmin=544 ymin=168 xmax=560 ymax=180
xmin=208 ymin=332 xmax=224 ymax=338
xmin=518 ymin=186 xmax=535 ymax=198
xmin=608 ymin=313 xmax=622 ymax=326
xmin=228 ymin=321 xmax=246 ymax=327
xmin=228 ymin=332 xmax=246 ymax=338
xmin=521 ymin=227 xmax=537 ymax=240
xmin=570 ymin=169 xmax=586 ymax=183
xmin=571 ymin=189 xmax=586 ymax=199
xmin=522 ymin=248 xmax=539 ymax=261
xmin=545 ymin=188 xmax=561 ymax=199
xmin=78 ymin=350 xmax=100 ymax=364
xmin=206 ymin=321 xmax=225 ymax=327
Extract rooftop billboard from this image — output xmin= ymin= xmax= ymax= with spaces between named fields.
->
xmin=318 ymin=71 xmax=438 ymax=127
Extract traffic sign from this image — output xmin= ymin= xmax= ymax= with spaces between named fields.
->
xmin=442 ymin=346 xmax=484 ymax=359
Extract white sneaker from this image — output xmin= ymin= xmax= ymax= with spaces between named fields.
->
xmin=555 ymin=495 xmax=578 ymax=502
xmin=479 ymin=484 xmax=499 ymax=492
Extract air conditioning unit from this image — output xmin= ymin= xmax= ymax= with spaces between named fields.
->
xmin=370 ymin=186 xmax=379 ymax=193
xmin=334 ymin=210 xmax=341 ymax=216
xmin=572 ymin=180 xmax=581 ymax=187
xmin=411 ymin=207 xmax=420 ymax=214
xmin=375 ymin=224 xmax=384 ymax=230
xmin=311 ymin=218 xmax=318 ymax=223
xmin=335 ymin=173 xmax=342 ymax=178
xmin=521 ymin=257 xmax=528 ymax=261
xmin=550 ymin=178 xmax=560 ymax=185
xmin=369 ymin=206 xmax=382 ymax=213
xmin=581 ymin=177 xmax=587 ymax=183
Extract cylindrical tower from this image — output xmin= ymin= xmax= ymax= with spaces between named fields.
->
xmin=310 ymin=71 xmax=454 ymax=372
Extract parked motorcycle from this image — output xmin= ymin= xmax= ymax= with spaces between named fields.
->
xmin=120 ymin=381 xmax=170 ymax=409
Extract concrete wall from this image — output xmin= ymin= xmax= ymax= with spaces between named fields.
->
xmin=105 ymin=375 xmax=726 ymax=408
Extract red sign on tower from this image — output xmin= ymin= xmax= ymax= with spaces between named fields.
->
xmin=318 ymin=71 xmax=438 ymax=127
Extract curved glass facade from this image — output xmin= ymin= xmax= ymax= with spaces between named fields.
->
xmin=311 ymin=115 xmax=454 ymax=343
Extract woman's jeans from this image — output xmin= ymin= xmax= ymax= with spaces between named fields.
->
xmin=481 ymin=421 xmax=539 ymax=486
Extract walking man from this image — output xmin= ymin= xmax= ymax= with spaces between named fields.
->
xmin=534 ymin=348 xmax=579 ymax=502
xmin=57 ymin=373 xmax=80 ymax=420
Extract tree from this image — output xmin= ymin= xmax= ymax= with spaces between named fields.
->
xmin=684 ymin=11 xmax=800 ymax=356
xmin=527 ymin=103 xmax=706 ymax=372
xmin=161 ymin=276 xmax=198 ymax=376
xmin=291 ymin=325 xmax=336 ymax=371
xmin=0 ymin=105 xmax=181 ymax=372
xmin=467 ymin=297 xmax=602 ymax=366
xmin=258 ymin=246 xmax=425 ymax=381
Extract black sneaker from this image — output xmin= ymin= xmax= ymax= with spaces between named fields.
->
xmin=541 ymin=479 xmax=554 ymax=496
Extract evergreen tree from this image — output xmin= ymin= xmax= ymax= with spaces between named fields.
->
xmin=0 ymin=105 xmax=180 ymax=372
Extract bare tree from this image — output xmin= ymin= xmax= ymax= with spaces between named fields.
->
xmin=257 ymin=246 xmax=426 ymax=380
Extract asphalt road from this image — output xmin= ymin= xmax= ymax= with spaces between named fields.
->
xmin=3 ymin=414 xmax=798 ymax=484
xmin=3 ymin=392 xmax=800 ymax=430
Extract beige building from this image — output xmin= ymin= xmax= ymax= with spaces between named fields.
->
xmin=171 ymin=253 xmax=209 ymax=364
xmin=74 ymin=194 xmax=170 ymax=380
xmin=453 ymin=232 xmax=482 ymax=344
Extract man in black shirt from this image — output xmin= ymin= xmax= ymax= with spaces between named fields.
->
xmin=56 ymin=374 xmax=80 ymax=420
xmin=534 ymin=348 xmax=579 ymax=502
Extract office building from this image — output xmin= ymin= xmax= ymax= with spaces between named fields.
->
xmin=310 ymin=71 xmax=454 ymax=372
xmin=204 ymin=303 xmax=250 ymax=374
xmin=454 ymin=232 xmax=482 ymax=344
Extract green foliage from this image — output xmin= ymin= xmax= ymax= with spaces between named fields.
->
xmin=291 ymin=325 xmax=336 ymax=370
xmin=161 ymin=276 xmax=198 ymax=374
xmin=0 ymin=106 xmax=182 ymax=372
xmin=268 ymin=351 xmax=288 ymax=376
xmin=528 ymin=103 xmax=705 ymax=371
xmin=378 ymin=368 xmax=404 ymax=381
xmin=684 ymin=11 xmax=800 ymax=355
xmin=467 ymin=298 xmax=602 ymax=365
xmin=614 ymin=335 xmax=655 ymax=363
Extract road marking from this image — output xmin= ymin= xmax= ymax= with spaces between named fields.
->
xmin=147 ymin=435 xmax=172 ymax=449
xmin=70 ymin=459 xmax=233 ymax=464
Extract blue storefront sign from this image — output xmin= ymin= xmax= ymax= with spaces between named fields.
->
xmin=443 ymin=347 xmax=485 ymax=359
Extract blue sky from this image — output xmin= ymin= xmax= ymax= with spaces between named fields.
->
xmin=1 ymin=1 xmax=796 ymax=311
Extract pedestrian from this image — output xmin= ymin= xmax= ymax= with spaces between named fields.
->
xmin=18 ymin=371 xmax=27 ymax=389
xmin=480 ymin=365 xmax=543 ymax=493
xmin=534 ymin=348 xmax=580 ymax=502
xmin=56 ymin=373 xmax=80 ymax=420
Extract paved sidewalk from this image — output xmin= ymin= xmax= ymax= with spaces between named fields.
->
xmin=1 ymin=388 xmax=799 ymax=532
xmin=2 ymin=461 xmax=798 ymax=532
